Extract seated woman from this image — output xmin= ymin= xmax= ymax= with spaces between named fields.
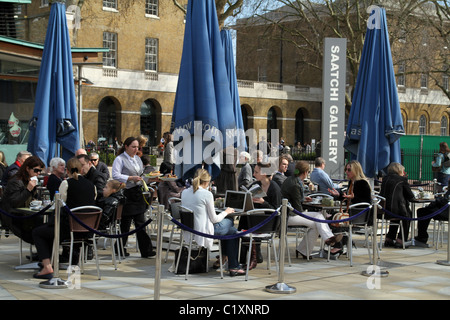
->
xmin=329 ymin=160 xmax=372 ymax=209
xmin=380 ymin=162 xmax=415 ymax=248
xmin=45 ymin=157 xmax=66 ymax=200
xmin=238 ymin=162 xmax=283 ymax=269
xmin=32 ymin=157 xmax=96 ymax=279
xmin=252 ymin=162 xmax=282 ymax=210
xmin=329 ymin=160 xmax=372 ymax=250
xmin=181 ymin=168 xmax=245 ymax=277
xmin=0 ymin=156 xmax=45 ymax=244
xmin=281 ymin=160 xmax=343 ymax=258
xmin=96 ymin=179 xmax=126 ymax=230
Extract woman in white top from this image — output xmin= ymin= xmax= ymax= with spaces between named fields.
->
xmin=181 ymin=169 xmax=245 ymax=276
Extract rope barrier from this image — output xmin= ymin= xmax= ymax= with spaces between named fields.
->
xmin=290 ymin=206 xmax=370 ymax=224
xmin=168 ymin=209 xmax=279 ymax=241
xmin=0 ymin=200 xmax=446 ymax=241
xmin=380 ymin=203 xmax=449 ymax=222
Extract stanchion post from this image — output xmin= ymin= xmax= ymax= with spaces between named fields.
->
xmin=265 ymin=198 xmax=296 ymax=294
xmin=362 ymin=197 xmax=388 ymax=277
xmin=154 ymin=204 xmax=164 ymax=300
xmin=436 ymin=201 xmax=450 ymax=266
xmin=39 ymin=192 xmax=68 ymax=288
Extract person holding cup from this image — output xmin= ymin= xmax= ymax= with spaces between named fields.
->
xmin=0 ymin=156 xmax=45 ymax=244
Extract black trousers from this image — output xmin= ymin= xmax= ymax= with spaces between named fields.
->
xmin=120 ymin=212 xmax=153 ymax=257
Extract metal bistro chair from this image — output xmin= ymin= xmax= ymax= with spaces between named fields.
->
xmin=376 ymin=194 xmax=406 ymax=250
xmin=62 ymin=206 xmax=103 ymax=280
xmin=285 ymin=225 xmax=311 ymax=264
xmin=240 ymin=209 xmax=280 ymax=281
xmin=324 ymin=202 xmax=376 ymax=266
xmin=175 ymin=206 xmax=224 ymax=280
xmin=165 ymin=197 xmax=182 ymax=263
xmin=108 ymin=203 xmax=125 ymax=269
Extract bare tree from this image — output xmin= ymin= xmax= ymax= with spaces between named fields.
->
xmin=235 ymin=0 xmax=449 ymax=106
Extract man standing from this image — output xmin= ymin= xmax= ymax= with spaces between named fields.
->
xmin=310 ymin=157 xmax=341 ymax=195
xmin=89 ymin=152 xmax=110 ymax=180
xmin=1 ymin=151 xmax=32 ymax=187
xmin=77 ymin=154 xmax=107 ymax=200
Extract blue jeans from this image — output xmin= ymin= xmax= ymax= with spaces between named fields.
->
xmin=214 ymin=218 xmax=239 ymax=269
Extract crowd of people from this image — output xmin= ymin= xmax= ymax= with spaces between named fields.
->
xmin=0 ymin=138 xmax=447 ymax=280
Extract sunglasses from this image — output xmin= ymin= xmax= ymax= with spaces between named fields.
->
xmin=345 ymin=168 xmax=351 ymax=172
xmin=90 ymin=158 xmax=99 ymax=162
xmin=33 ymin=168 xmax=42 ymax=173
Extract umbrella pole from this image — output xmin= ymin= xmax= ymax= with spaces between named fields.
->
xmin=362 ymin=195 xmax=389 ymax=278
xmin=265 ymin=198 xmax=296 ymax=294
xmin=436 ymin=202 xmax=450 ymax=266
xmin=39 ymin=193 xmax=68 ymax=288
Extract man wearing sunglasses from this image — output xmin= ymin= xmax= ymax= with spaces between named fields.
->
xmin=89 ymin=152 xmax=110 ymax=180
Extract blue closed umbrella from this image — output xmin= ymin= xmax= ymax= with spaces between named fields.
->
xmin=171 ymin=0 xmax=237 ymax=181
xmin=28 ymin=0 xmax=79 ymax=166
xmin=344 ymin=6 xmax=404 ymax=178
xmin=221 ymin=29 xmax=246 ymax=151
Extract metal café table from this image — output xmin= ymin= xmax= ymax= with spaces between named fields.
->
xmin=13 ymin=205 xmax=53 ymax=270
xmin=410 ymin=197 xmax=434 ymax=246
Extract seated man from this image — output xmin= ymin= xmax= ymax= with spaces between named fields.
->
xmin=271 ymin=155 xmax=289 ymax=188
xmin=416 ymin=185 xmax=450 ymax=246
xmin=310 ymin=157 xmax=341 ymax=195
xmin=89 ymin=152 xmax=110 ymax=180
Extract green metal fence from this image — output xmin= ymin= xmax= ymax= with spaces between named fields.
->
xmin=400 ymin=135 xmax=450 ymax=189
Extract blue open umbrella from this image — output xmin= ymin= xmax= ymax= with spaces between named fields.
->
xmin=344 ymin=6 xmax=404 ymax=178
xmin=221 ymin=29 xmax=246 ymax=151
xmin=171 ymin=0 xmax=237 ymax=181
xmin=28 ymin=0 xmax=79 ymax=166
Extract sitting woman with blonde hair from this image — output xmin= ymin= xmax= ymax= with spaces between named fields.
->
xmin=181 ymin=168 xmax=245 ymax=276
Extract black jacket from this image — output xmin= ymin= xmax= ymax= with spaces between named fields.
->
xmin=96 ymin=189 xmax=126 ymax=229
xmin=85 ymin=166 xmax=107 ymax=200
xmin=380 ymin=173 xmax=415 ymax=217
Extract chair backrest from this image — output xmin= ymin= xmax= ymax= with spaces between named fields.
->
xmin=170 ymin=201 xmax=182 ymax=220
xmin=348 ymin=202 xmax=372 ymax=225
xmin=69 ymin=206 xmax=103 ymax=233
xmin=114 ymin=203 xmax=124 ymax=222
xmin=179 ymin=206 xmax=194 ymax=229
xmin=244 ymin=209 xmax=280 ymax=234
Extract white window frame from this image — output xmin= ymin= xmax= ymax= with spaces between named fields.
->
xmin=441 ymin=116 xmax=448 ymax=136
xmin=103 ymin=0 xmax=118 ymax=12
xmin=145 ymin=38 xmax=158 ymax=72
xmin=419 ymin=115 xmax=427 ymax=135
xmin=103 ymin=32 xmax=117 ymax=68
xmin=397 ymin=62 xmax=405 ymax=87
xmin=145 ymin=0 xmax=159 ymax=17
xmin=420 ymin=73 xmax=428 ymax=89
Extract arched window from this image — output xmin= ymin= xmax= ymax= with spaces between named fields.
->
xmin=267 ymin=107 xmax=277 ymax=142
xmin=441 ymin=116 xmax=448 ymax=136
xmin=141 ymin=99 xmax=157 ymax=147
xmin=98 ymin=97 xmax=116 ymax=144
xmin=295 ymin=108 xmax=304 ymax=144
xmin=419 ymin=115 xmax=427 ymax=135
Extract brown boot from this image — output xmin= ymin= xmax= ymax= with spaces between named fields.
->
xmin=248 ymin=244 xmax=258 ymax=270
